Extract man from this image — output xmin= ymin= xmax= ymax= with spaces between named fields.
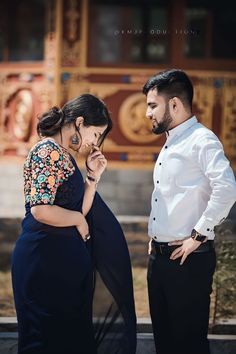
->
xmin=143 ymin=69 xmax=236 ymax=354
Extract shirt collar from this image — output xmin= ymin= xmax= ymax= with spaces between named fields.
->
xmin=166 ymin=116 xmax=198 ymax=140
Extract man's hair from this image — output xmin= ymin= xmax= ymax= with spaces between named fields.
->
xmin=142 ymin=69 xmax=193 ymax=110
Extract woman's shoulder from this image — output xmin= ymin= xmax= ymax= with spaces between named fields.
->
xmin=26 ymin=138 xmax=69 ymax=162
xmin=29 ymin=138 xmax=62 ymax=156
xmin=24 ymin=138 xmax=75 ymax=174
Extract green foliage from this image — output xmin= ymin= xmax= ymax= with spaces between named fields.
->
xmin=211 ymin=226 xmax=236 ymax=324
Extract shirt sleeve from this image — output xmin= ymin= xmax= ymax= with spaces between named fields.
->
xmin=28 ymin=141 xmax=75 ymax=207
xmin=193 ymin=134 xmax=236 ymax=236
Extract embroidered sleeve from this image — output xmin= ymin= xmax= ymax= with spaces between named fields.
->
xmin=24 ymin=141 xmax=75 ymax=207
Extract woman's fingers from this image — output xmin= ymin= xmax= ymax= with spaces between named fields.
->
xmin=97 ymin=155 xmax=105 ymax=160
xmin=90 ymin=145 xmax=99 ymax=152
xmin=88 ymin=151 xmax=106 ymax=161
xmin=89 ymin=152 xmax=102 ymax=159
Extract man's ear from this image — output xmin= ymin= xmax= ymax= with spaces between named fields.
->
xmin=171 ymin=97 xmax=178 ymax=110
xmin=169 ymin=97 xmax=181 ymax=114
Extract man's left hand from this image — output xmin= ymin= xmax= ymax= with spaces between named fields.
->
xmin=168 ymin=238 xmax=201 ymax=265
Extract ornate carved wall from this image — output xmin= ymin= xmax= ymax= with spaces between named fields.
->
xmin=0 ymin=0 xmax=57 ymax=156
xmin=0 ymin=73 xmax=53 ymax=156
xmin=60 ymin=72 xmax=236 ymax=167
xmin=0 ymin=0 xmax=235 ymax=170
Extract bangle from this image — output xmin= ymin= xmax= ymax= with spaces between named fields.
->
xmin=84 ymin=233 xmax=91 ymax=242
xmin=87 ymin=174 xmax=100 ymax=183
xmin=85 ymin=176 xmax=99 ymax=187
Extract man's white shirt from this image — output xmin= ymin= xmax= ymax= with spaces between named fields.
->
xmin=148 ymin=116 xmax=236 ymax=242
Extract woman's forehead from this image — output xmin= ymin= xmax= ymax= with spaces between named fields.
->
xmin=94 ymin=125 xmax=107 ymax=133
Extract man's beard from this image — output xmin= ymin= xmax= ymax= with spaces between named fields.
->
xmin=152 ymin=104 xmax=173 ymax=135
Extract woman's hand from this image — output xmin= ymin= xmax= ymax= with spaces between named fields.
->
xmin=86 ymin=146 xmax=107 ymax=178
xmin=76 ymin=214 xmax=90 ymax=242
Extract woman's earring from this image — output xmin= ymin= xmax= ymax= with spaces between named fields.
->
xmin=72 ymin=134 xmax=79 ymax=145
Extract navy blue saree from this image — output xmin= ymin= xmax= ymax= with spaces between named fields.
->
xmin=11 ymin=140 xmax=136 ymax=354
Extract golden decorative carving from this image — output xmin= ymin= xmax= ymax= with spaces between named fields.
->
xmin=193 ymin=79 xmax=214 ymax=129
xmin=222 ymin=81 xmax=236 ymax=158
xmin=13 ymin=90 xmax=33 ymax=140
xmin=44 ymin=0 xmax=56 ymax=81
xmin=103 ymin=138 xmax=118 ymax=147
xmin=62 ymin=41 xmax=81 ymax=67
xmin=127 ymin=153 xmax=154 ymax=161
xmin=68 ymin=80 xmax=119 ymax=99
xmin=0 ymin=74 xmax=53 ymax=156
xmin=88 ymin=86 xmax=119 ymax=100
xmin=65 ymin=0 xmax=80 ymax=42
xmin=43 ymin=0 xmax=59 ymax=104
xmin=38 ymin=89 xmax=53 ymax=114
xmin=62 ymin=0 xmax=81 ymax=66
xmin=119 ymin=93 xmax=159 ymax=144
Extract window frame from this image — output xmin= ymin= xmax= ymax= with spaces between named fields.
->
xmin=87 ymin=0 xmax=236 ymax=71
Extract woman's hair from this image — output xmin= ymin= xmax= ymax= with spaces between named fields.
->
xmin=37 ymin=94 xmax=112 ymax=146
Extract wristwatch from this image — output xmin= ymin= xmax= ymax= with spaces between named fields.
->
xmin=191 ymin=229 xmax=208 ymax=243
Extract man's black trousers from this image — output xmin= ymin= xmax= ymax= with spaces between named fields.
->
xmin=147 ymin=241 xmax=216 ymax=354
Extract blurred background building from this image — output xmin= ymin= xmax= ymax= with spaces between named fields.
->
xmin=0 ymin=0 xmax=235 ymax=217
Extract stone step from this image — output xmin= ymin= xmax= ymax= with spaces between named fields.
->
xmin=1 ymin=317 xmax=236 ymax=334
xmin=0 ymin=332 xmax=236 ymax=354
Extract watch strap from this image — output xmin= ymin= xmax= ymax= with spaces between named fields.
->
xmin=191 ymin=229 xmax=208 ymax=243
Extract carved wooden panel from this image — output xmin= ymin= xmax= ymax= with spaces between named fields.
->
xmin=0 ymin=74 xmax=52 ymax=156
xmin=59 ymin=72 xmax=236 ymax=166
xmin=0 ymin=0 xmax=235 ymax=169
xmin=61 ymin=0 xmax=82 ymax=67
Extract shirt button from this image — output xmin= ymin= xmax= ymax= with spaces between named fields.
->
xmin=207 ymin=228 xmax=210 ymax=231
xmin=159 ymin=162 xmax=162 ymax=165
xmin=157 ymin=181 xmax=159 ymax=184
xmin=165 ymin=146 xmax=168 ymax=149
xmin=155 ymin=199 xmax=157 ymax=202
xmin=153 ymin=217 xmax=156 ymax=221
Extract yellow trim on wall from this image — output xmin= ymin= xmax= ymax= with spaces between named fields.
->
xmin=55 ymin=0 xmax=63 ymax=105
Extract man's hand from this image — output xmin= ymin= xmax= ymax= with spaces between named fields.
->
xmin=168 ymin=237 xmax=202 ymax=265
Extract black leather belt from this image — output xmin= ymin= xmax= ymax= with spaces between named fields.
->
xmin=152 ymin=239 xmax=214 ymax=255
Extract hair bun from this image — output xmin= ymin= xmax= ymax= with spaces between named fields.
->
xmin=37 ymin=106 xmax=65 ymax=137
xmin=52 ymin=107 xmax=65 ymax=122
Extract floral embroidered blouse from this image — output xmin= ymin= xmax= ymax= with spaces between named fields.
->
xmin=24 ymin=139 xmax=75 ymax=207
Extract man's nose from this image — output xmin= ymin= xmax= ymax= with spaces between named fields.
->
xmin=146 ymin=109 xmax=152 ymax=119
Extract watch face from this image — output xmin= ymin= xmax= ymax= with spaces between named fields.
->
xmin=195 ymin=235 xmax=207 ymax=242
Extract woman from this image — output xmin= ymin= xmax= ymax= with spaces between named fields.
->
xmin=11 ymin=94 xmax=136 ymax=354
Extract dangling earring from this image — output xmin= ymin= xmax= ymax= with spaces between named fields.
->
xmin=72 ymin=133 xmax=79 ymax=144
xmin=72 ymin=123 xmax=80 ymax=144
